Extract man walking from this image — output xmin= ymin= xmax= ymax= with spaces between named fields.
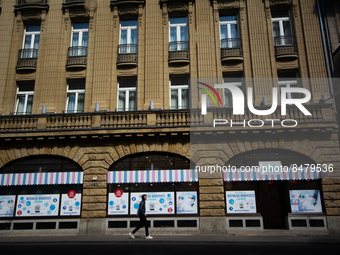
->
xmin=129 ymin=194 xmax=153 ymax=239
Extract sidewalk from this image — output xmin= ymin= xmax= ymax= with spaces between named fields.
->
xmin=0 ymin=234 xmax=339 ymax=245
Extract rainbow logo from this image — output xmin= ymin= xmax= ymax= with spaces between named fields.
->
xmin=197 ymin=82 xmax=222 ymax=107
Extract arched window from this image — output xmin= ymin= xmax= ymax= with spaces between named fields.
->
xmin=226 ymin=149 xmax=315 ymax=167
xmin=110 ymin=152 xmax=191 ymax=171
xmin=1 ymin=155 xmax=81 ymax=173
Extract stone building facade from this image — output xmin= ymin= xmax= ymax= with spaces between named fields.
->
xmin=0 ymin=0 xmax=339 ymax=236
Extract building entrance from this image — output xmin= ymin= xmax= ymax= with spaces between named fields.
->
xmin=257 ymin=181 xmax=289 ymax=229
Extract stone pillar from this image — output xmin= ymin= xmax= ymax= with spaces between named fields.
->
xmin=199 ymin=177 xmax=226 ymax=234
xmin=322 ymin=177 xmax=340 ymax=235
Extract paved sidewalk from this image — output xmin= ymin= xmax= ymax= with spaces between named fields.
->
xmin=0 ymin=234 xmax=339 ymax=245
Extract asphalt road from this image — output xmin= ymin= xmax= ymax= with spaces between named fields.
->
xmin=0 ymin=242 xmax=339 ymax=255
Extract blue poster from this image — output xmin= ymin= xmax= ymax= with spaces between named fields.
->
xmin=0 ymin=196 xmax=16 ymax=217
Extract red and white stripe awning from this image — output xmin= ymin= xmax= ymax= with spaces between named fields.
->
xmin=0 ymin=172 xmax=83 ymax=186
xmin=107 ymin=169 xmax=198 ymax=184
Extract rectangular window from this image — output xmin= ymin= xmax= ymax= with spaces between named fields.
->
xmin=22 ymin=25 xmax=40 ymax=58
xmin=65 ymin=81 xmax=85 ymax=113
xmin=278 ymin=72 xmax=300 ymax=99
xmin=169 ymin=17 xmax=188 ymax=51
xmin=119 ymin=20 xmax=138 ymax=53
xmin=219 ymin=15 xmax=239 ymax=48
xmin=170 ymin=76 xmax=189 ymax=109
xmin=15 ymin=83 xmax=34 ymax=115
xmin=223 ymin=74 xmax=243 ymax=107
xmin=117 ymin=78 xmax=137 ymax=111
xmin=71 ymin=23 xmax=89 ymax=56
xmin=271 ymin=10 xmax=292 ymax=45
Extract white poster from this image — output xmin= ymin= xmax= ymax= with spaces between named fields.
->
xmin=226 ymin=191 xmax=257 ymax=214
xmin=60 ymin=192 xmax=81 ymax=216
xmin=176 ymin=191 xmax=198 ymax=214
xmin=289 ymin=190 xmax=323 ymax=213
xmin=130 ymin=192 xmax=175 ymax=215
xmin=15 ymin=194 xmax=60 ymax=217
xmin=108 ymin=192 xmax=129 ymax=215
xmin=0 ymin=195 xmax=16 ymax=217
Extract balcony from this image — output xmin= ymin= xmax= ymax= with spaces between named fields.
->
xmin=274 ymin=36 xmax=298 ymax=58
xmin=220 ymin=38 xmax=243 ymax=61
xmin=66 ymin=46 xmax=87 ymax=69
xmin=16 ymin=49 xmax=38 ymax=71
xmin=0 ymin=104 xmax=334 ymax=134
xmin=62 ymin=0 xmax=85 ymax=9
xmin=168 ymin=41 xmax=189 ymax=64
xmin=117 ymin=44 xmax=138 ymax=66
xmin=15 ymin=0 xmax=48 ymax=12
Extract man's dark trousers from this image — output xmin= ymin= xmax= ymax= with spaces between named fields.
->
xmin=132 ymin=215 xmax=149 ymax=236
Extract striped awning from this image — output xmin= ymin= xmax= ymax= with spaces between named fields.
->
xmin=107 ymin=169 xmax=198 ymax=184
xmin=0 ymin=172 xmax=83 ymax=186
xmin=223 ymin=168 xmax=322 ymax=182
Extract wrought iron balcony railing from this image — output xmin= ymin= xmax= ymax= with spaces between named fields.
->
xmin=168 ymin=41 xmax=189 ymax=61
xmin=273 ymin=36 xmax=298 ymax=56
xmin=17 ymin=49 xmax=38 ymax=68
xmin=17 ymin=0 xmax=47 ymax=4
xmin=67 ymin=46 xmax=87 ymax=65
xmin=117 ymin=44 xmax=138 ymax=64
xmin=220 ymin=38 xmax=243 ymax=59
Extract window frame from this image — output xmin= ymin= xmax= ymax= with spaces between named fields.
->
xmin=169 ymin=77 xmax=190 ymax=110
xmin=271 ymin=10 xmax=293 ymax=38
xmin=119 ymin=20 xmax=138 ymax=44
xmin=15 ymin=84 xmax=34 ymax=115
xmin=169 ymin=17 xmax=188 ymax=43
xmin=65 ymin=81 xmax=85 ymax=113
xmin=219 ymin=15 xmax=239 ymax=40
xmin=22 ymin=25 xmax=41 ymax=50
xmin=222 ymin=75 xmax=243 ymax=108
xmin=71 ymin=22 xmax=89 ymax=47
xmin=117 ymin=79 xmax=137 ymax=112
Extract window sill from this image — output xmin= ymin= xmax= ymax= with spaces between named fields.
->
xmin=221 ymin=55 xmax=244 ymax=62
xmin=275 ymin=53 xmax=299 ymax=59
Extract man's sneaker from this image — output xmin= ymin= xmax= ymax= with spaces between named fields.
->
xmin=129 ymin=233 xmax=135 ymax=239
xmin=145 ymin=235 xmax=153 ymax=239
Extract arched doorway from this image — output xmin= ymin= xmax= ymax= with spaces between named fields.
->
xmin=226 ymin=149 xmax=321 ymax=229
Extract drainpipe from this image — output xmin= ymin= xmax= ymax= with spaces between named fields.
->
xmin=317 ymin=0 xmax=337 ymax=114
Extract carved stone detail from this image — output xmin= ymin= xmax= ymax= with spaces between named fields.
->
xmin=218 ymin=0 xmax=240 ymax=9
xmin=69 ymin=9 xmax=90 ymax=18
xmin=269 ymin=0 xmax=292 ymax=6
xmin=167 ymin=4 xmax=188 ymax=13
xmin=21 ymin=11 xmax=41 ymax=21
xmin=118 ymin=6 xmax=138 ymax=15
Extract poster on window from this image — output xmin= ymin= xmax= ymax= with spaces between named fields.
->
xmin=130 ymin=192 xmax=175 ymax=215
xmin=176 ymin=191 xmax=198 ymax=214
xmin=289 ymin=190 xmax=322 ymax=213
xmin=60 ymin=191 xmax=81 ymax=216
xmin=0 ymin=195 xmax=16 ymax=217
xmin=226 ymin=191 xmax=257 ymax=214
xmin=108 ymin=192 xmax=129 ymax=215
xmin=15 ymin=194 xmax=59 ymax=217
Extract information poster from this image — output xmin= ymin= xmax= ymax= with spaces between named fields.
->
xmin=0 ymin=195 xmax=16 ymax=217
xmin=226 ymin=191 xmax=257 ymax=214
xmin=289 ymin=190 xmax=322 ymax=213
xmin=15 ymin=194 xmax=60 ymax=217
xmin=176 ymin=191 xmax=198 ymax=214
xmin=108 ymin=192 xmax=129 ymax=215
xmin=60 ymin=190 xmax=81 ymax=216
xmin=130 ymin=192 xmax=175 ymax=215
